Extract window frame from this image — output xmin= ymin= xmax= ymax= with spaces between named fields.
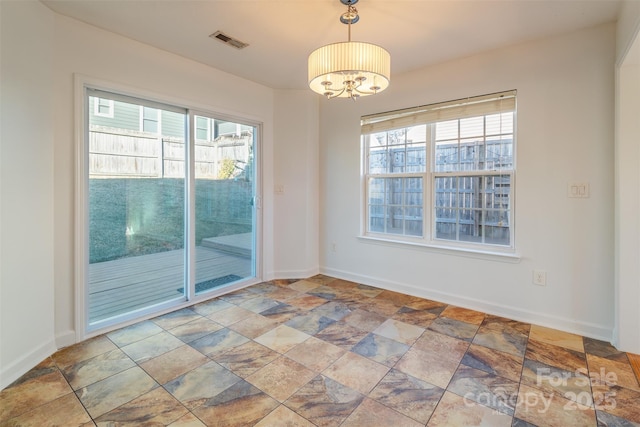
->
xmin=361 ymin=91 xmax=517 ymax=255
xmin=93 ymin=97 xmax=114 ymax=118
xmin=140 ymin=105 xmax=160 ymax=134
xmin=195 ymin=116 xmax=211 ymax=141
xmin=74 ymin=75 xmax=264 ymax=340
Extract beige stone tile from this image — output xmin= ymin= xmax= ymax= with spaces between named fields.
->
xmin=227 ymin=313 xmax=279 ymax=339
xmin=396 ymin=347 xmax=461 ymax=389
xmin=120 ymin=330 xmax=184 ymax=363
xmin=515 ymin=383 xmax=597 ymax=427
xmin=592 ymin=383 xmax=640 ymax=423
xmin=376 ymin=289 xmax=422 ymax=307
xmin=440 ymin=305 xmax=486 ymax=325
xmin=191 ymin=298 xmax=233 ymax=317
xmin=264 ymin=286 xmax=302 ymax=302
xmin=52 ymin=335 xmax=117 ymax=369
xmin=354 ymin=297 xmax=402 ymax=317
xmin=61 ymin=348 xmax=136 ymax=390
xmin=587 ymin=353 xmax=640 ymax=391
xmin=213 ymin=341 xmax=280 ymax=378
xmin=288 ymin=280 xmax=322 ymax=292
xmin=284 ymin=375 xmax=364 ymax=426
xmin=392 ymin=307 xmax=437 ymax=328
xmin=0 ymin=369 xmax=72 ymax=422
xmin=448 ymin=365 xmax=520 ymax=416
xmin=285 ymin=336 xmax=345 ymax=372
xmin=76 ymin=367 xmax=157 ymax=419
xmin=342 ymin=309 xmax=387 ymax=332
xmin=373 ymin=318 xmax=425 ymax=345
xmin=530 ymin=324 xmax=585 ymax=353
xmin=473 ymin=322 xmax=528 ymax=358
xmin=428 ymin=391 xmax=512 ymax=427
xmin=369 ymin=369 xmax=444 ymax=424
xmin=246 ymin=356 xmax=316 ymax=402
xmin=167 ymin=316 xmax=224 ymax=343
xmin=191 ymin=380 xmax=279 ymax=426
xmin=139 ymin=345 xmax=209 ymax=384
xmin=2 ymin=392 xmax=91 ymax=426
xmin=107 ymin=320 xmax=164 ymax=347
xmin=323 ymin=351 xmax=389 ymax=395
xmin=315 ymin=321 xmax=369 ymax=350
xmin=94 ymin=387 xmax=188 ymax=426
xmin=151 ymin=308 xmax=202 ymax=330
xmin=239 ymin=296 xmax=281 ymax=314
xmin=414 ymin=329 xmax=470 ymax=359
xmin=286 ymin=294 xmax=328 ymax=310
xmin=190 ymin=328 xmax=250 ymax=358
xmin=219 ymin=289 xmax=259 ymax=305
xmin=342 ymin=398 xmax=423 ymax=427
xmin=404 ymin=298 xmax=447 ymax=313
xmin=208 ymin=305 xmax=256 ymax=326
xmin=353 ymin=283 xmax=384 ymax=298
xmin=462 ymin=343 xmax=524 ymax=382
xmin=164 ymin=361 xmax=241 ymax=410
xmin=352 ymin=333 xmax=410 ymax=367
xmin=254 ymin=404 xmax=315 ymax=427
xmin=167 ymin=412 xmax=207 ymax=426
xmin=254 ymin=325 xmax=310 ymax=354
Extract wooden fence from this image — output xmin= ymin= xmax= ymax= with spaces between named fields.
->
xmin=89 ymin=125 xmax=250 ymax=179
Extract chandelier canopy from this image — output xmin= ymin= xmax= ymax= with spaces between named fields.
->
xmin=308 ymin=0 xmax=390 ymax=100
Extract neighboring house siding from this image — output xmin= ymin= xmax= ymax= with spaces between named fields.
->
xmin=217 ymin=121 xmax=238 ymax=136
xmin=90 ymin=98 xmax=140 ymax=131
xmin=161 ymin=110 xmax=184 ymax=139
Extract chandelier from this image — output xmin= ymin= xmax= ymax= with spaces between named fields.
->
xmin=308 ymin=0 xmax=390 ymax=99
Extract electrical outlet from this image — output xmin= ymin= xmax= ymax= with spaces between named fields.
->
xmin=533 ymin=270 xmax=547 ymax=286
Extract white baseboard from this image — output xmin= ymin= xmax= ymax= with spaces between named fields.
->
xmin=321 ymin=266 xmax=613 ymax=343
xmin=55 ymin=330 xmax=77 ymax=350
xmin=269 ymin=267 xmax=320 ymax=281
xmin=1 ymin=339 xmax=57 ymax=390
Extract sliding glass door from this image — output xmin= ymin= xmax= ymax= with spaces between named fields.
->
xmin=85 ymin=88 xmax=259 ymax=330
xmin=192 ymin=114 xmax=257 ymax=296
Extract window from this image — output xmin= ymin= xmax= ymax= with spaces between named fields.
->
xmin=93 ymin=97 xmax=114 ymax=117
xmin=196 ymin=116 xmax=210 ymax=140
xmin=141 ymin=106 xmax=159 ymax=133
xmin=362 ymin=91 xmax=516 ymax=251
xmin=81 ymin=85 xmax=261 ymax=333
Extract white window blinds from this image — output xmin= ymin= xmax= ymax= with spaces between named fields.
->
xmin=361 ymin=90 xmax=516 ymax=135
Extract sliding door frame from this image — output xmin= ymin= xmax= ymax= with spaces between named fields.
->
xmin=74 ymin=75 xmax=262 ymax=341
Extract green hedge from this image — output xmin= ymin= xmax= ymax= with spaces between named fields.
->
xmin=90 ymin=178 xmax=252 ymax=263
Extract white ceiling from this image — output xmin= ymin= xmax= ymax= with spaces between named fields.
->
xmin=43 ymin=0 xmax=621 ymax=90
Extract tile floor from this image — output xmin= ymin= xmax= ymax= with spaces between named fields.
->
xmin=2 ymin=275 xmax=640 ymax=426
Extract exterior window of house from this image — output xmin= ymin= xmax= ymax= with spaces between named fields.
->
xmin=141 ymin=106 xmax=159 ymax=133
xmin=362 ymin=90 xmax=516 ymax=252
xmin=94 ymin=97 xmax=114 ymax=118
xmin=196 ymin=116 xmax=210 ymax=140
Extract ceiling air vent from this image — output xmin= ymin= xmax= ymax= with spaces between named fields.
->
xmin=209 ymin=31 xmax=249 ymax=50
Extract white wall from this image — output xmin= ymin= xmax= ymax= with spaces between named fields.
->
xmin=52 ymin=14 xmax=277 ymax=346
xmin=0 ymin=2 xmax=323 ymax=388
xmin=614 ymin=0 xmax=640 ymax=353
xmin=616 ymin=0 xmax=640 ymax=63
xmin=320 ymin=24 xmax=616 ymax=340
xmin=272 ymin=90 xmax=320 ymax=279
xmin=0 ymin=1 xmax=56 ymax=388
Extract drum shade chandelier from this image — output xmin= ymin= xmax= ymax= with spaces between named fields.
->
xmin=308 ymin=0 xmax=390 ymax=99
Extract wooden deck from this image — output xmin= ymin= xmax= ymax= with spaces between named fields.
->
xmin=89 ymin=245 xmax=251 ymax=323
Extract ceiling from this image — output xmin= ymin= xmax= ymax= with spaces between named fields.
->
xmin=43 ymin=0 xmax=621 ymax=90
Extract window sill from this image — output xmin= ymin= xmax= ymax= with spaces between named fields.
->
xmin=357 ymin=234 xmax=521 ymax=263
